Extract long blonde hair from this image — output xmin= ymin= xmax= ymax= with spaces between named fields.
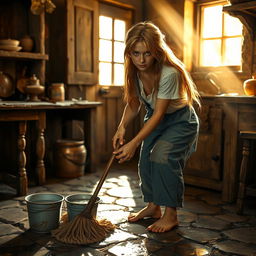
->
xmin=124 ymin=21 xmax=200 ymax=107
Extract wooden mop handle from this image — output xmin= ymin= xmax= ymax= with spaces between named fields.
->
xmin=82 ymin=145 xmax=119 ymax=217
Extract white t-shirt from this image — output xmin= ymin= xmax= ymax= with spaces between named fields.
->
xmin=137 ymin=65 xmax=188 ymax=113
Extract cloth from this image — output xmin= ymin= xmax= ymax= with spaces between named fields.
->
xmin=136 ymin=69 xmax=199 ymax=207
xmin=138 ymin=105 xmax=199 ymax=207
xmin=137 ymin=65 xmax=187 ymax=113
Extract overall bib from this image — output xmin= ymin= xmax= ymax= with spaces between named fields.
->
xmin=137 ymin=83 xmax=199 ymax=208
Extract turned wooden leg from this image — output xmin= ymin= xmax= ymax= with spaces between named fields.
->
xmin=36 ymin=113 xmax=46 ymax=185
xmin=18 ymin=121 xmax=28 ymax=196
xmin=237 ymin=138 xmax=250 ymax=214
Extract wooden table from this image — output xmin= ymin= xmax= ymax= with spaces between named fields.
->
xmin=0 ymin=100 xmax=101 ymax=196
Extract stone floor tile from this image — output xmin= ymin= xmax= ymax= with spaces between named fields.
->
xmin=213 ymin=240 xmax=256 ymax=256
xmin=99 ymin=195 xmax=116 ymax=204
xmin=215 ymin=213 xmax=249 ymax=223
xmin=98 ymin=203 xmax=126 ymax=211
xmin=28 ymin=186 xmax=48 ymax=194
xmin=0 ymin=223 xmax=23 ymax=237
xmin=43 ymin=183 xmax=71 ymax=192
xmin=183 ymin=199 xmax=221 ymax=215
xmin=198 ymin=192 xmax=223 ymax=206
xmin=223 ymin=227 xmax=256 ymax=244
xmin=119 ymin=221 xmax=183 ymax=244
xmin=56 ymin=247 xmax=108 ymax=256
xmin=192 ymin=215 xmax=231 ymax=230
xmin=0 ymin=207 xmax=27 ymax=224
xmin=177 ymin=227 xmax=221 ymax=244
xmin=90 ymin=229 xmax=138 ymax=248
xmin=152 ymin=240 xmax=211 ymax=256
xmin=0 ymin=199 xmax=20 ymax=209
xmin=107 ymin=238 xmax=163 ymax=256
xmin=97 ymin=210 xmax=130 ymax=224
xmin=116 ymin=198 xmax=145 ymax=208
xmin=177 ymin=209 xmax=197 ymax=223
xmin=107 ymin=187 xmax=142 ymax=198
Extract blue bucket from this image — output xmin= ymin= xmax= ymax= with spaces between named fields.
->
xmin=25 ymin=193 xmax=64 ymax=233
xmin=65 ymin=193 xmax=100 ymax=221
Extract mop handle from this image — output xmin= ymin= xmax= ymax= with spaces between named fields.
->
xmin=82 ymin=146 xmax=119 ymax=217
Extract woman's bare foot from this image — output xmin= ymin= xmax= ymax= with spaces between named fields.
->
xmin=128 ymin=202 xmax=162 ymax=222
xmin=147 ymin=207 xmax=178 ymax=232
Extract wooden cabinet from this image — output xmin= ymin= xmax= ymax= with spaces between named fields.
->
xmin=47 ymin=0 xmax=99 ymax=85
xmin=184 ymin=98 xmax=224 ymax=191
xmin=0 ymin=0 xmax=48 ymax=98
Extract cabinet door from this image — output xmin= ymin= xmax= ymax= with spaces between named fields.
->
xmin=67 ymin=0 xmax=98 ymax=84
xmin=184 ymin=104 xmax=223 ymax=190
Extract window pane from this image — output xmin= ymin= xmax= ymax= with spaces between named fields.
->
xmin=99 ymin=16 xmax=112 ymax=39
xmin=224 ymin=13 xmax=243 ymax=36
xmin=114 ymin=64 xmax=124 ymax=85
xmin=99 ymin=62 xmax=112 ymax=85
xmin=99 ymin=39 xmax=112 ymax=62
xmin=114 ymin=19 xmax=126 ymax=41
xmin=202 ymin=6 xmax=222 ymax=38
xmin=223 ymin=38 xmax=242 ymax=65
xmin=114 ymin=42 xmax=125 ymax=63
xmin=201 ymin=39 xmax=221 ymax=66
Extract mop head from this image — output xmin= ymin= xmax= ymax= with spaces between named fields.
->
xmin=51 ymin=215 xmax=116 ymax=245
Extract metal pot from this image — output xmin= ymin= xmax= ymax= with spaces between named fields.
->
xmin=0 ymin=71 xmax=14 ymax=98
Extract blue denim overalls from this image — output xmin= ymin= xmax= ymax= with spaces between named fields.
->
xmin=136 ymin=81 xmax=199 ymax=208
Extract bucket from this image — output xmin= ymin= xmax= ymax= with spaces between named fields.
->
xmin=25 ymin=193 xmax=64 ymax=233
xmin=65 ymin=193 xmax=101 ymax=221
xmin=55 ymin=139 xmax=87 ymax=178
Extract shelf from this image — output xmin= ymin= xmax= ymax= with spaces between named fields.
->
xmin=0 ymin=51 xmax=49 ymax=60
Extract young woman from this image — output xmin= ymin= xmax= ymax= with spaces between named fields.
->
xmin=112 ymin=21 xmax=200 ymax=233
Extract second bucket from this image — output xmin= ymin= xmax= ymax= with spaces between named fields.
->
xmin=65 ymin=193 xmax=101 ymax=221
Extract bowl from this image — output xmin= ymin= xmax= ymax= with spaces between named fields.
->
xmin=25 ymin=84 xmax=44 ymax=101
xmin=0 ymin=39 xmax=20 ymax=47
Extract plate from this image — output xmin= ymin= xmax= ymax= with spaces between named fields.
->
xmin=0 ymin=45 xmax=22 ymax=51
xmin=0 ymin=39 xmax=20 ymax=46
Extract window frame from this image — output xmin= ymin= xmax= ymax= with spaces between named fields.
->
xmin=99 ymin=2 xmax=133 ymax=87
xmin=193 ymin=0 xmax=243 ymax=73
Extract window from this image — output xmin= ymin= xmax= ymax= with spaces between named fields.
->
xmin=199 ymin=1 xmax=243 ymax=68
xmin=99 ymin=16 xmax=126 ymax=86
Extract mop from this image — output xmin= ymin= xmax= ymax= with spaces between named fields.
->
xmin=52 ymin=153 xmax=117 ymax=244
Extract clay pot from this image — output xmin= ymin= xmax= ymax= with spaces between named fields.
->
xmin=0 ymin=71 xmax=14 ymax=98
xmin=49 ymin=83 xmax=65 ymax=102
xmin=243 ymin=75 xmax=256 ymax=96
xmin=20 ymin=35 xmax=34 ymax=52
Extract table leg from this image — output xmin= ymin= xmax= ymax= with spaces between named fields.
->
xmin=36 ymin=112 xmax=46 ymax=185
xmin=18 ymin=121 xmax=28 ymax=196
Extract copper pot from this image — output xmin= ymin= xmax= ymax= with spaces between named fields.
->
xmin=0 ymin=71 xmax=14 ymax=98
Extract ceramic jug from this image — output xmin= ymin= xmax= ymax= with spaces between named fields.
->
xmin=243 ymin=75 xmax=256 ymax=96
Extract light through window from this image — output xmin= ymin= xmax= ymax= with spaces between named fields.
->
xmin=99 ymin=16 xmax=126 ymax=86
xmin=200 ymin=3 xmax=243 ymax=67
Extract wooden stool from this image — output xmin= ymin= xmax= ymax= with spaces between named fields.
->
xmin=237 ymin=131 xmax=256 ymax=214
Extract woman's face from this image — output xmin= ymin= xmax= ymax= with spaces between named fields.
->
xmin=129 ymin=41 xmax=155 ymax=72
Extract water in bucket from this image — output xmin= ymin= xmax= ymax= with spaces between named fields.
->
xmin=25 ymin=193 xmax=64 ymax=233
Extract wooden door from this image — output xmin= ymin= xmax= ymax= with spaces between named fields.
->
xmin=95 ymin=3 xmax=141 ymax=161
xmin=67 ymin=0 xmax=99 ymax=84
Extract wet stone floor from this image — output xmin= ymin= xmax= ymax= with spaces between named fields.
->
xmin=0 ymin=161 xmax=256 ymax=256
